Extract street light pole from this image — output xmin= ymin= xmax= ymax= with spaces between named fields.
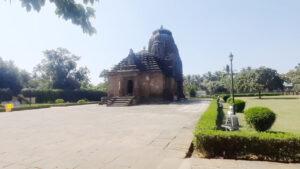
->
xmin=229 ymin=53 xmax=235 ymax=115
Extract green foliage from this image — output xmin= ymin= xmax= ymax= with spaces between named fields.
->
xmin=0 ymin=104 xmax=51 ymax=112
xmin=195 ymin=130 xmax=300 ymax=162
xmin=235 ymin=67 xmax=284 ymax=94
xmin=286 ymin=63 xmax=300 ymax=84
xmin=0 ymin=89 xmax=13 ymax=102
xmin=189 ymin=88 xmax=197 ymax=97
xmin=195 ymin=100 xmax=224 ymax=131
xmin=227 ymin=98 xmax=246 ymax=112
xmin=17 ymin=0 xmax=98 ymax=35
xmin=194 ymin=101 xmax=300 ymax=162
xmin=77 ymin=99 xmax=88 ymax=104
xmin=21 ymin=89 xmax=106 ymax=103
xmin=245 ymin=107 xmax=276 ymax=132
xmin=55 ymin=99 xmax=65 ymax=104
xmin=222 ymin=95 xmax=230 ymax=102
xmin=34 ymin=48 xmax=90 ymax=90
xmin=0 ymin=57 xmax=31 ymax=94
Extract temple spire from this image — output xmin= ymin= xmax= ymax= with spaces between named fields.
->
xmin=129 ymin=48 xmax=134 ymax=54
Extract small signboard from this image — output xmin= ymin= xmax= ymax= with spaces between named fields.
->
xmin=5 ymin=103 xmax=14 ymax=112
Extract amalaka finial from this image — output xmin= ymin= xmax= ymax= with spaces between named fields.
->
xmin=160 ymin=25 xmax=164 ymax=29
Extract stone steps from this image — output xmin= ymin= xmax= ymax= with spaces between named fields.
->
xmin=106 ymin=96 xmax=135 ymax=107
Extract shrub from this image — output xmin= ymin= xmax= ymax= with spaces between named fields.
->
xmin=189 ymin=88 xmax=197 ymax=97
xmin=194 ymin=101 xmax=300 ymax=163
xmin=226 ymin=97 xmax=232 ymax=103
xmin=195 ymin=130 xmax=300 ymax=162
xmin=228 ymin=98 xmax=246 ymax=112
xmin=245 ymin=107 xmax=276 ymax=132
xmin=55 ymin=99 xmax=65 ymax=104
xmin=21 ymin=89 xmax=107 ymax=103
xmin=77 ymin=99 xmax=87 ymax=104
xmin=222 ymin=95 xmax=230 ymax=102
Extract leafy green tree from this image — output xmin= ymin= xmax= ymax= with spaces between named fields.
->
xmin=235 ymin=67 xmax=284 ymax=98
xmin=235 ymin=67 xmax=258 ymax=93
xmin=255 ymin=67 xmax=284 ymax=92
xmin=34 ymin=48 xmax=90 ymax=90
xmin=286 ymin=63 xmax=300 ymax=84
xmin=96 ymin=69 xmax=109 ymax=92
xmin=11 ymin=0 xmax=99 ymax=35
xmin=0 ymin=57 xmax=31 ymax=94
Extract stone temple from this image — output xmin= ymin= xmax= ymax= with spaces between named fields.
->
xmin=107 ymin=26 xmax=185 ymax=105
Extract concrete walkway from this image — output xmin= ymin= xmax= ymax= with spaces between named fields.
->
xmin=0 ymin=100 xmax=209 ymax=169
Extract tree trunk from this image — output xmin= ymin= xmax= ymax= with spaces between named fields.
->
xmin=258 ymin=90 xmax=261 ymax=99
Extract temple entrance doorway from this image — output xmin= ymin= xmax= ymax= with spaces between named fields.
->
xmin=127 ymin=80 xmax=134 ymax=96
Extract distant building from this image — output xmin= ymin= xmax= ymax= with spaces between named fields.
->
xmin=107 ymin=27 xmax=185 ymax=105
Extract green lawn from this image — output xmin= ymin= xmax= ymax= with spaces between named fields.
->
xmin=230 ymin=95 xmax=300 ymax=133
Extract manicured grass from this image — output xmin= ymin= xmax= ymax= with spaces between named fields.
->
xmin=236 ymin=95 xmax=300 ymax=133
xmin=194 ymin=100 xmax=300 ymax=162
xmin=0 ymin=102 xmax=97 ymax=112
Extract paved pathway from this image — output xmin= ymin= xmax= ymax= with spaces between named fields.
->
xmin=0 ymin=100 xmax=209 ymax=169
xmin=1 ymin=101 xmax=299 ymax=169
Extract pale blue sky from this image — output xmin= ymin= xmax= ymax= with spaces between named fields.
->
xmin=0 ymin=0 xmax=300 ymax=84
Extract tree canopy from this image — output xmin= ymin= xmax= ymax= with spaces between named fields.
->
xmin=16 ymin=0 xmax=99 ymax=35
xmin=33 ymin=48 xmax=90 ymax=90
xmin=286 ymin=63 xmax=300 ymax=84
xmin=0 ymin=57 xmax=30 ymax=94
xmin=184 ymin=66 xmax=284 ymax=96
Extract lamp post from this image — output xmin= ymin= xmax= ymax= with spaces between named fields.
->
xmin=229 ymin=53 xmax=235 ymax=115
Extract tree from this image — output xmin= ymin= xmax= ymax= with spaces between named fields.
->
xmin=235 ymin=67 xmax=284 ymax=98
xmin=12 ymin=0 xmax=99 ymax=35
xmin=0 ymin=57 xmax=31 ymax=94
xmin=286 ymin=63 xmax=300 ymax=84
xmin=34 ymin=48 xmax=90 ymax=90
xmin=96 ymin=69 xmax=109 ymax=92
xmin=235 ymin=67 xmax=258 ymax=93
xmin=255 ymin=67 xmax=284 ymax=92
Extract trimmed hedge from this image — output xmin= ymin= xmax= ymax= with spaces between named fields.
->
xmin=227 ymin=98 xmax=246 ymax=113
xmin=245 ymin=107 xmax=276 ymax=132
xmin=77 ymin=99 xmax=88 ymax=104
xmin=194 ymin=100 xmax=300 ymax=163
xmin=21 ymin=89 xmax=106 ymax=103
xmin=55 ymin=99 xmax=65 ymax=104
xmin=222 ymin=95 xmax=230 ymax=102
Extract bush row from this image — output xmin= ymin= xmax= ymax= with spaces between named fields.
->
xmin=21 ymin=89 xmax=107 ymax=103
xmin=194 ymin=100 xmax=300 ymax=163
xmin=220 ymin=92 xmax=283 ymax=98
